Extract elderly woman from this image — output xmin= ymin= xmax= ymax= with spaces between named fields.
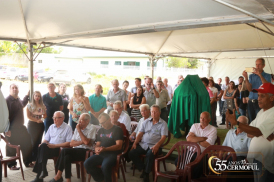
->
xmin=109 ymin=110 xmax=128 ymax=137
xmin=69 ymin=84 xmax=91 ymax=131
xmin=130 ymin=86 xmax=146 ymax=121
xmin=58 ymin=83 xmax=70 ymax=124
xmin=106 ymin=79 xmax=127 ymax=113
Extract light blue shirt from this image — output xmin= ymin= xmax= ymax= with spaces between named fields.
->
xmin=222 ymin=129 xmax=251 ymax=157
xmin=139 ymin=118 xmax=168 ymax=150
xmin=44 ymin=122 xmax=73 ymax=144
xmin=249 ymin=71 xmax=271 ymax=99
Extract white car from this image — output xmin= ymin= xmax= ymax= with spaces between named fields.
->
xmin=4 ymin=67 xmax=19 ymax=80
xmin=52 ymin=70 xmax=91 ymax=85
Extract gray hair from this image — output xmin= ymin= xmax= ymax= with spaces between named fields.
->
xmin=48 ymin=82 xmax=56 ymax=87
xmin=54 ymin=111 xmax=65 ymax=118
xmin=257 ymin=58 xmax=265 ymax=65
xmin=98 ymin=113 xmax=110 ymax=121
xmin=111 ymin=79 xmax=119 ymax=84
xmin=81 ymin=113 xmax=91 ymax=122
xmin=150 ymin=104 xmax=161 ymax=112
xmin=10 ymin=83 xmax=19 ymax=89
xmin=114 ymin=100 xmax=122 ymax=108
xmin=156 ymin=80 xmax=163 ymax=85
xmin=201 ymin=111 xmax=211 ymax=119
xmin=238 ymin=116 xmax=249 ymax=124
xmin=109 ymin=110 xmax=119 ymax=116
xmin=268 ymin=93 xmax=274 ymax=97
xmin=139 ymin=104 xmax=149 ymax=110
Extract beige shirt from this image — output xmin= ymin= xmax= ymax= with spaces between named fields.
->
xmin=156 ymin=89 xmax=170 ymax=109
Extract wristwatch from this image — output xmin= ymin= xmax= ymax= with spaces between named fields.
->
xmin=235 ymin=121 xmax=240 ymax=128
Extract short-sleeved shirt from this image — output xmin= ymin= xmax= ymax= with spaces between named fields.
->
xmin=165 ymin=84 xmax=173 ymax=105
xmin=96 ymin=125 xmax=124 ymax=155
xmin=222 ymin=129 xmax=251 ymax=157
xmin=134 ymin=116 xmax=152 ymax=135
xmin=186 ymin=123 xmax=217 ymax=152
xmin=71 ymin=123 xmax=96 ymax=149
xmin=221 ymin=83 xmax=229 ymax=101
xmin=143 ymin=88 xmax=156 ymax=107
xmin=131 ymin=87 xmax=137 ymax=94
xmin=248 ymin=71 xmax=272 ymax=99
xmin=156 ymin=89 xmax=170 ymax=109
xmin=27 ymin=103 xmax=46 ymax=120
xmin=247 ymin=106 xmax=274 ymax=173
xmin=106 ymin=88 xmax=127 ymax=111
xmin=118 ymin=111 xmax=131 ymax=134
xmin=44 ymin=122 xmax=73 ymax=144
xmin=208 ymin=87 xmax=218 ymax=99
xmin=43 ymin=92 xmax=63 ymax=119
xmin=89 ymin=94 xmax=107 ymax=112
xmin=139 ymin=118 xmax=168 ymax=150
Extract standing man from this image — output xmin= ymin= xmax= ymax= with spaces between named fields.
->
xmin=89 ymin=84 xmax=107 ymax=118
xmin=84 ymin=113 xmax=123 ymax=182
xmin=131 ymin=78 xmax=142 ymax=94
xmin=5 ymin=84 xmax=33 ymax=169
xmin=31 ymin=111 xmax=72 ymax=182
xmin=113 ymin=101 xmax=131 ymax=134
xmin=43 ymin=82 xmax=64 ymax=133
xmin=143 ymin=77 xmax=159 ymax=107
xmin=129 ymin=104 xmax=168 ymax=182
xmin=163 ymin=78 xmax=173 ymax=116
xmin=217 ymin=78 xmax=224 ymax=116
xmin=226 ymin=83 xmax=274 ymax=182
xmin=155 ymin=81 xmax=170 ymax=123
xmin=242 ymin=58 xmax=271 ymax=121
xmin=219 ymin=76 xmax=230 ymax=125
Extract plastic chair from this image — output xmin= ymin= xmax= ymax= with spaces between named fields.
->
xmin=0 ymin=135 xmax=25 ymax=180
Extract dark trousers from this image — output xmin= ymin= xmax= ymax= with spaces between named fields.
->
xmin=44 ymin=118 xmax=53 ymax=133
xmin=247 ymin=100 xmax=261 ymax=123
xmin=160 ymin=107 xmax=168 ymax=123
xmin=0 ymin=159 xmax=2 ymax=182
xmin=211 ymin=102 xmax=217 ymax=126
xmin=27 ymin=121 xmax=44 ymax=161
xmin=129 ymin=145 xmax=162 ymax=174
xmin=56 ymin=148 xmax=87 ymax=179
xmin=69 ymin=114 xmax=77 ymax=132
xmin=167 ymin=104 xmax=171 ymax=119
xmin=33 ymin=143 xmax=60 ymax=177
xmin=84 ymin=153 xmax=117 ymax=182
xmin=6 ymin=125 xmax=32 ymax=167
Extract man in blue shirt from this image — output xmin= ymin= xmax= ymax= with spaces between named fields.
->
xmin=242 ymin=58 xmax=271 ymax=122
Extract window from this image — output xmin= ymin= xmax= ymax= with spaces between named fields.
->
xmin=100 ymin=61 xmax=109 ymax=65
xmin=147 ymin=61 xmax=157 ymax=67
xmin=38 ymin=60 xmax=42 ymax=63
xmin=123 ymin=61 xmax=140 ymax=66
xmin=115 ymin=61 xmax=121 ymax=65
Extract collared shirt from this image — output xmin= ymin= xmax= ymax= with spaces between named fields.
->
xmin=222 ymin=129 xmax=251 ymax=157
xmin=139 ymin=118 xmax=168 ymax=150
xmin=248 ymin=71 xmax=271 ymax=99
xmin=156 ymin=89 xmax=170 ymax=109
xmin=43 ymin=92 xmax=63 ymax=119
xmin=71 ymin=123 xmax=96 ymax=149
xmin=106 ymin=88 xmax=127 ymax=111
xmin=44 ymin=122 xmax=73 ymax=144
xmin=89 ymin=94 xmax=107 ymax=112
xmin=143 ymin=87 xmax=156 ymax=107
xmin=118 ymin=111 xmax=131 ymax=134
xmin=247 ymin=106 xmax=274 ymax=173
xmin=6 ymin=94 xmax=29 ymax=128
xmin=186 ymin=123 xmax=217 ymax=152
xmin=164 ymin=84 xmax=173 ymax=105
xmin=134 ymin=116 xmax=152 ymax=135
xmin=221 ymin=83 xmax=229 ymax=101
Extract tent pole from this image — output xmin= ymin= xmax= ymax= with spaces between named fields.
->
xmin=149 ymin=55 xmax=156 ymax=79
xmin=28 ymin=44 xmax=34 ymax=102
xmin=207 ymin=60 xmax=212 ymax=78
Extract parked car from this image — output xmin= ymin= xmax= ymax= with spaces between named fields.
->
xmin=37 ymin=71 xmax=54 ymax=83
xmin=0 ymin=65 xmax=8 ymax=79
xmin=52 ymin=70 xmax=91 ymax=85
xmin=14 ymin=68 xmax=28 ymax=82
xmin=5 ymin=67 xmax=19 ymax=80
xmin=34 ymin=69 xmax=45 ymax=80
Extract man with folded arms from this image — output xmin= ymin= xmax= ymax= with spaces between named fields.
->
xmin=84 ymin=113 xmax=123 ymax=182
xmin=31 ymin=111 xmax=73 ymax=182
xmin=129 ymin=104 xmax=168 ymax=182
xmin=50 ymin=113 xmax=96 ymax=182
xmin=226 ymin=83 xmax=274 ymax=182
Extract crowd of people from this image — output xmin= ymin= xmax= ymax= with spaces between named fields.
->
xmin=0 ymin=57 xmax=273 ymax=182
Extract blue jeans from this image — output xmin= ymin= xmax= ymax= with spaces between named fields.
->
xmin=253 ymin=159 xmax=274 ymax=182
xmin=44 ymin=118 xmax=53 ymax=133
xmin=247 ymin=100 xmax=261 ymax=123
xmin=69 ymin=114 xmax=77 ymax=132
xmin=84 ymin=153 xmax=117 ymax=182
xmin=219 ymin=100 xmax=224 ymax=116
xmin=239 ymin=108 xmax=246 ymax=116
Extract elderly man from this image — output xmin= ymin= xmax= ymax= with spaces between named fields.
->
xmin=31 ymin=111 xmax=73 ymax=182
xmin=43 ymin=82 xmax=64 ymax=133
xmin=220 ymin=76 xmax=230 ymax=125
xmin=50 ymin=113 xmax=96 ymax=182
xmin=110 ymin=110 xmax=128 ymax=137
xmin=163 ymin=78 xmax=173 ymax=116
xmin=84 ymin=113 xmax=123 ymax=182
xmin=155 ymin=81 xmax=170 ymax=123
xmin=243 ymin=58 xmax=272 ymax=122
xmin=226 ymin=83 xmax=274 ymax=182
xmin=113 ymin=100 xmax=131 ymax=134
xmin=89 ymin=84 xmax=107 ymax=119
xmin=129 ymin=104 xmax=168 ymax=182
xmin=5 ymin=84 xmax=33 ymax=169
xmin=106 ymin=79 xmax=127 ymax=113
xmin=143 ymin=77 xmax=159 ymax=107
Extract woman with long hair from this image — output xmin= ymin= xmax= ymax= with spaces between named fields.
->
xmin=69 ymin=84 xmax=91 ymax=131
xmin=58 ymin=83 xmax=70 ymax=124
xmin=27 ymin=91 xmax=47 ymax=163
xmin=130 ymin=86 xmax=146 ymax=121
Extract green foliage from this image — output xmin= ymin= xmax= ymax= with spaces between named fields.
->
xmin=87 ymin=72 xmax=97 ymax=76
xmin=188 ymin=58 xmax=199 ymax=68
xmin=165 ymin=57 xmax=200 ymax=68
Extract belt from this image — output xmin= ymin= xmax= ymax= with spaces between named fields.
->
xmin=251 ymin=99 xmax=257 ymax=103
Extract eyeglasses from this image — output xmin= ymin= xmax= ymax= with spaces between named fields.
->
xmin=52 ymin=117 xmax=63 ymax=120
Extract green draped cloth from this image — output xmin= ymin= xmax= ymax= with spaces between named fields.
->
xmin=168 ymin=75 xmax=211 ymax=138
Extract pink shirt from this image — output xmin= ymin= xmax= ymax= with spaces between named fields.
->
xmin=206 ymin=87 xmax=214 ymax=98
xmin=186 ymin=123 xmax=217 ymax=152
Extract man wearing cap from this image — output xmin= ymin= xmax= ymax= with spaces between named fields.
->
xmin=242 ymin=58 xmax=271 ymax=122
xmin=226 ymin=83 xmax=274 ymax=182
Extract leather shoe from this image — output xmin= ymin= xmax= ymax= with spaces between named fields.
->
xmin=30 ymin=177 xmax=43 ymax=182
xmin=49 ymin=177 xmax=63 ymax=182
xmin=219 ymin=123 xmax=225 ymax=125
xmin=39 ymin=171 xmax=48 ymax=179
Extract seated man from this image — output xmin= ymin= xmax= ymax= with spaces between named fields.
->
xmin=84 ymin=113 xmax=123 ymax=182
xmin=31 ymin=111 xmax=73 ymax=182
xmin=113 ymin=100 xmax=131 ymax=134
xmin=109 ymin=110 xmax=128 ymax=137
xmin=50 ymin=113 xmax=96 ymax=182
xmin=129 ymin=104 xmax=168 ymax=182
xmin=222 ymin=116 xmax=251 ymax=161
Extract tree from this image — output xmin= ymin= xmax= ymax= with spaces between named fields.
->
xmin=166 ymin=57 xmax=190 ymax=68
xmin=188 ymin=58 xmax=199 ymax=68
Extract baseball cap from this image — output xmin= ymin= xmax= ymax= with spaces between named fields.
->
xmin=252 ymin=83 xmax=274 ymax=95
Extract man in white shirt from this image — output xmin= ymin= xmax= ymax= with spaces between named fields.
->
xmin=226 ymin=83 xmax=274 ymax=182
xmin=163 ymin=78 xmax=173 ymax=116
xmin=114 ymin=100 xmax=131 ymax=134
xmin=50 ymin=113 xmax=96 ymax=182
